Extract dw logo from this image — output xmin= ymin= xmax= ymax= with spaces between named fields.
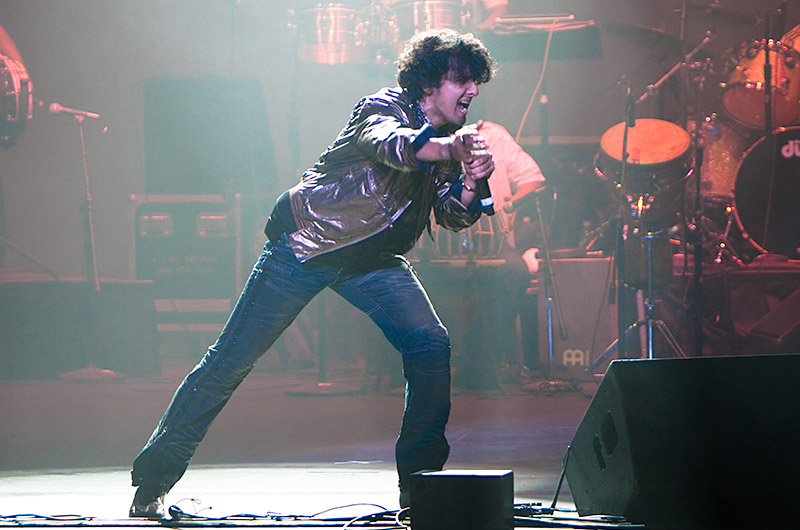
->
xmin=562 ymin=349 xmax=587 ymax=366
xmin=781 ymin=139 xmax=800 ymax=158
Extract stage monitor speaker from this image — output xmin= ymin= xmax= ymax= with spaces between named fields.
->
xmin=409 ymin=470 xmax=514 ymax=530
xmin=565 ymin=354 xmax=800 ymax=529
xmin=0 ymin=279 xmax=159 ymax=379
xmin=538 ymin=257 xmax=618 ymax=378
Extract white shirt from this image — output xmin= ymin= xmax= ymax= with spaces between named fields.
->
xmin=479 ymin=121 xmax=545 ymax=246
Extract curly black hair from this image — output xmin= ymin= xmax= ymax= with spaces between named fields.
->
xmin=396 ymin=29 xmax=494 ymax=102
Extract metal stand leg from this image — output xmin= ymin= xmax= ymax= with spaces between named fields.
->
xmin=588 ymin=230 xmax=685 ymax=377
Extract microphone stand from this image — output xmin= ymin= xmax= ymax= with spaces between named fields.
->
xmin=590 ymin=77 xmax=644 ymax=373
xmin=529 ymin=75 xmax=575 ymax=393
xmin=616 ymin=81 xmax=635 ymax=361
xmin=59 ymin=115 xmax=123 ymax=381
xmin=535 ymin=188 xmax=572 ymax=391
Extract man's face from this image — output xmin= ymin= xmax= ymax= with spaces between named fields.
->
xmin=421 ymin=73 xmax=479 ymax=129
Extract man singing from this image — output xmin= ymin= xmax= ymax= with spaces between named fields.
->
xmin=129 ymin=28 xmax=495 ymax=518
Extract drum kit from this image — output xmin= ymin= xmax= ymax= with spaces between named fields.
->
xmin=288 ymin=1 xmax=799 ymax=269
xmin=583 ymin=2 xmax=800 ymax=364
xmin=595 ymin=4 xmax=800 ymax=279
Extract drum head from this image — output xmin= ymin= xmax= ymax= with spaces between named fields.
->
xmin=599 ymin=118 xmax=691 ymax=193
xmin=734 ymin=127 xmax=800 ymax=258
xmin=722 ymin=41 xmax=800 ymax=129
xmin=600 ymin=118 xmax=691 ymax=167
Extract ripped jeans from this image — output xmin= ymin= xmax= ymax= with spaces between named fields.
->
xmin=131 ymin=235 xmax=451 ymax=493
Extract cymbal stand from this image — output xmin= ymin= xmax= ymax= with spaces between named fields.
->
xmin=688 ymin=59 xmax=708 ymax=357
xmin=613 ymin=78 xmax=636 ymax=361
xmin=637 ymin=32 xmax=713 ymax=115
xmin=641 ymin=230 xmax=685 ymax=359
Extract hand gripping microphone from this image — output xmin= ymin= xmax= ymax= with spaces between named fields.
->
xmin=476 ymin=175 xmax=495 ymax=216
xmin=461 ymin=123 xmax=494 ymax=215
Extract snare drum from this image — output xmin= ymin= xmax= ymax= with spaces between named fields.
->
xmin=722 ymin=40 xmax=800 ymax=129
xmin=734 ymin=126 xmax=800 ymax=258
xmin=290 ymin=4 xmax=368 ymax=64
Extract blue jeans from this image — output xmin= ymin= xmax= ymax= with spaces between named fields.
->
xmin=131 ymin=236 xmax=451 ymax=492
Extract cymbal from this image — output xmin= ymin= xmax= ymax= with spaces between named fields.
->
xmin=605 ymin=23 xmax=683 ymax=54
xmin=684 ymin=1 xmax=756 ymax=26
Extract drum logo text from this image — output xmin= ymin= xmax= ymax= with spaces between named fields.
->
xmin=781 ymin=139 xmax=800 ymax=158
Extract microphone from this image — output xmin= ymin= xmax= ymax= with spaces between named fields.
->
xmin=476 ymin=176 xmax=495 ymax=216
xmin=49 ymin=102 xmax=100 ymax=119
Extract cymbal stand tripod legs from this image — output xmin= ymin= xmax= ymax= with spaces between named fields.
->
xmin=587 ymin=230 xmax=685 ymax=376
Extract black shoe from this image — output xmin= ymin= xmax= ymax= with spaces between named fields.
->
xmin=129 ymin=484 xmax=166 ymax=519
xmin=399 ymin=487 xmax=411 ymax=509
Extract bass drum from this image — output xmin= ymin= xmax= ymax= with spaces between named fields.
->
xmin=734 ymin=127 xmax=800 ymax=258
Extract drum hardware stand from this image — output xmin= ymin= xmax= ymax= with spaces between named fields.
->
xmin=592 ymin=74 xmax=690 ymax=376
xmin=688 ymin=55 xmax=710 ymax=357
xmin=610 ymin=76 xmax=637 ymax=362
xmin=761 ymin=13 xmax=778 ymax=252
xmin=690 ymin=139 xmax=705 ymax=357
xmin=637 ymin=31 xmax=714 ymax=125
xmin=57 ymin=113 xmax=123 ymax=381
xmin=704 ymin=202 xmax=741 ymax=265
xmin=587 ymin=227 xmax=686 ymax=376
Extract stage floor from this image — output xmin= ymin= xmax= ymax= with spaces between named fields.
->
xmin=0 ymin=360 xmax=601 ymax=528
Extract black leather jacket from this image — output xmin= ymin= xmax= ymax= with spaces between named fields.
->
xmin=269 ymin=87 xmax=481 ymax=263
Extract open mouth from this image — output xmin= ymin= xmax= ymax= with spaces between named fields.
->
xmin=457 ymin=99 xmax=471 ymax=114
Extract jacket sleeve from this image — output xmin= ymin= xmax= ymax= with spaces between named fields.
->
xmin=353 ymin=99 xmax=431 ymax=171
xmin=432 ymin=164 xmax=482 ymax=231
xmin=354 ymin=94 xmax=481 ymax=230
